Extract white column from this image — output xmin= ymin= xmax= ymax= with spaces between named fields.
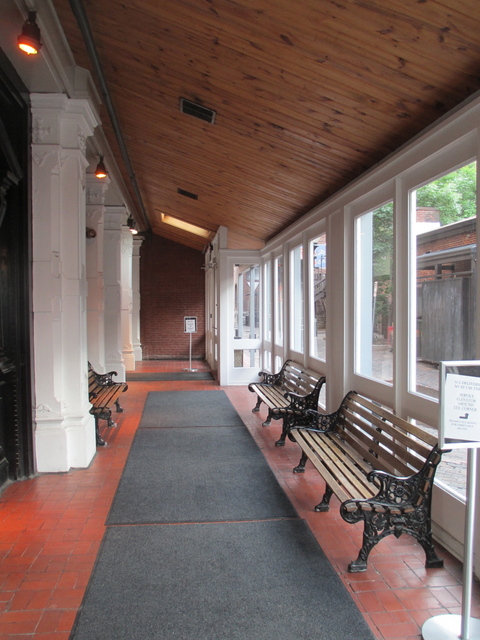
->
xmin=121 ymin=227 xmax=135 ymax=371
xmin=31 ymin=94 xmax=98 ymax=472
xmin=132 ymin=236 xmax=144 ymax=361
xmin=104 ymin=206 xmax=126 ymax=381
xmin=86 ymin=175 xmax=109 ymax=371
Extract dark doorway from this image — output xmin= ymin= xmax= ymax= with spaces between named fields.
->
xmin=0 ymin=49 xmax=34 ymax=490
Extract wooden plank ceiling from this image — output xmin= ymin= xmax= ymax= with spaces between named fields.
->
xmin=52 ymin=0 xmax=480 ymax=251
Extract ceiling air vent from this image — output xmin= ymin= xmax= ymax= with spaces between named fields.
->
xmin=180 ymin=98 xmax=216 ymax=124
xmin=177 ymin=188 xmax=198 ymax=200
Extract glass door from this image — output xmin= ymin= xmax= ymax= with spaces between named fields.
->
xmin=220 ymin=256 xmax=262 ymax=385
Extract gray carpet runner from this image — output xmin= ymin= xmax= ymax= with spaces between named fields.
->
xmin=70 ymin=389 xmax=374 ymax=640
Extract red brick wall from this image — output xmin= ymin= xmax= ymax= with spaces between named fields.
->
xmin=140 ymin=235 xmax=205 ymax=359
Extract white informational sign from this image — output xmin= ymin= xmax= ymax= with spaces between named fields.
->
xmin=184 ymin=316 xmax=197 ymax=334
xmin=439 ymin=361 xmax=480 ymax=450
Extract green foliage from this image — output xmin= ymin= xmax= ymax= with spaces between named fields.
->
xmin=416 ymin=162 xmax=476 ymax=225
xmin=372 ymin=202 xmax=393 ymax=277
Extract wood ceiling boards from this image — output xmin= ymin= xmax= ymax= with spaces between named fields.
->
xmin=52 ymin=0 xmax=480 ymax=250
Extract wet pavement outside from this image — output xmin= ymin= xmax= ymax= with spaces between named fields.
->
xmin=372 ymin=346 xmax=467 ymax=497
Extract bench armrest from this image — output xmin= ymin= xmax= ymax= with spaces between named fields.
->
xmin=284 ymin=377 xmax=326 ymax=407
xmin=257 ymin=358 xmax=292 ymax=385
xmin=368 ymin=445 xmax=442 ymax=500
xmin=92 ymin=370 xmax=119 ymax=386
xmin=257 ymin=370 xmax=283 ymax=385
xmin=366 ymin=468 xmax=420 ymax=504
xmin=304 ymin=408 xmax=340 ymax=432
xmin=270 ymin=407 xmax=338 ymax=433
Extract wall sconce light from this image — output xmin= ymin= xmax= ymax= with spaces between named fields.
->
xmin=127 ymin=216 xmax=138 ymax=234
xmin=95 ymin=157 xmax=108 ymax=179
xmin=18 ymin=11 xmax=42 ymax=55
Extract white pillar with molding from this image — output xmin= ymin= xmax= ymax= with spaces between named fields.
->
xmin=121 ymin=227 xmax=135 ymax=371
xmin=132 ymin=235 xmax=143 ymax=362
xmin=31 ymin=93 xmax=98 ymax=472
xmin=104 ymin=206 xmax=126 ymax=381
xmin=86 ymin=174 xmax=109 ymax=371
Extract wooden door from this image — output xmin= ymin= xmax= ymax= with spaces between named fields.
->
xmin=0 ymin=50 xmax=34 ymax=490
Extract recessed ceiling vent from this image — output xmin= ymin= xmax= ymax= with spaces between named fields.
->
xmin=180 ymin=98 xmax=216 ymax=124
xmin=177 ymin=188 xmax=198 ymax=200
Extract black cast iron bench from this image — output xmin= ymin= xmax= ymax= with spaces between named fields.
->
xmin=248 ymin=359 xmax=325 ymax=446
xmin=88 ymin=362 xmax=128 ymax=446
xmin=287 ymin=390 xmax=445 ymax=573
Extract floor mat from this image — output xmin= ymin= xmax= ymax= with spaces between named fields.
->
xmin=126 ymin=371 xmax=214 ymax=381
xmin=71 ymin=520 xmax=375 ymax=640
xmin=139 ymin=390 xmax=245 ymax=428
xmin=106 ymin=426 xmax=297 ymax=524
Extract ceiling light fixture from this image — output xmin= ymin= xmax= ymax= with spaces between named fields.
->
xmin=17 ymin=11 xmax=42 ymax=55
xmin=127 ymin=215 xmax=138 ymax=235
xmin=95 ymin=157 xmax=108 ymax=179
xmin=161 ymin=213 xmax=211 ymax=239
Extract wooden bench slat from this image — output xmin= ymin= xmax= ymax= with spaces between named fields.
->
xmin=348 ymin=393 xmax=438 ymax=447
xmin=294 ymin=434 xmax=352 ymax=505
xmin=342 ymin=398 xmax=433 ymax=461
xmin=339 ymin=415 xmax=424 ymax=477
xmin=300 ymin=430 xmax=375 ymax=499
xmin=341 ymin=403 xmax=431 ymax=469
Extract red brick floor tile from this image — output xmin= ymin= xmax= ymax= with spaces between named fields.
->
xmin=0 ymin=361 xmax=476 ymax=640
xmin=375 ymin=620 xmax=421 ymax=639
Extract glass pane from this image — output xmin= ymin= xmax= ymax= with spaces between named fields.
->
xmin=355 ymin=203 xmax=394 ymax=384
xmin=263 ymin=349 xmax=271 ymax=371
xmin=275 ymin=256 xmax=283 ymax=345
xmin=234 ymin=349 xmax=260 ymax=368
xmin=413 ymin=419 xmax=467 ymax=499
xmin=411 ymin=162 xmax=477 ymax=396
xmin=264 ymin=261 xmax=272 ymax=342
xmin=234 ymin=264 xmax=260 ymax=340
xmin=290 ymin=245 xmax=304 ymax=353
xmin=311 ymin=233 xmax=327 ymax=361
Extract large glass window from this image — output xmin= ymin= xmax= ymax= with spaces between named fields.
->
xmin=233 ymin=264 xmax=260 ymax=369
xmin=290 ymin=245 xmax=304 ymax=353
xmin=355 ymin=203 xmax=394 ymax=384
xmin=234 ymin=264 xmax=259 ymax=340
xmin=274 ymin=256 xmax=284 ymax=346
xmin=410 ymin=162 xmax=477 ymax=396
xmin=264 ymin=261 xmax=271 ymax=343
xmin=310 ymin=233 xmax=327 ymax=361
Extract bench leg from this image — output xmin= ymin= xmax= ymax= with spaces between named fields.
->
xmin=107 ymin=414 xmax=117 ymax=428
xmin=315 ymin=485 xmax=333 ymax=512
xmin=252 ymin=396 xmax=263 ymax=413
xmin=95 ymin=417 xmax=106 ymax=447
xmin=262 ymin=408 xmax=273 ymax=427
xmin=274 ymin=417 xmax=288 ymax=446
xmin=114 ymin=398 xmax=124 ymax=413
xmin=276 ymin=413 xmax=297 ymax=446
xmin=421 ymin=535 xmax=444 ymax=569
xmin=293 ymin=452 xmax=308 ymax=473
xmin=348 ymin=512 xmax=377 ymax=572
xmin=346 ymin=507 xmax=444 ymax=573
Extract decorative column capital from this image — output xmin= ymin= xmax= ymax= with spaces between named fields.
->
xmin=30 ymin=93 xmax=99 ymax=149
xmin=104 ymin=205 xmax=127 ymax=231
xmin=86 ymin=174 xmax=110 ymax=205
xmin=132 ymin=235 xmax=144 ymax=256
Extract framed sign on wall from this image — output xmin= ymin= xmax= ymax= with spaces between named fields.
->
xmin=439 ymin=360 xmax=480 ymax=450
